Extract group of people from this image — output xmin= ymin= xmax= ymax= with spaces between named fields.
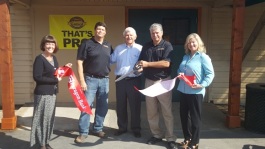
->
xmin=30 ymin=21 xmax=214 ymax=149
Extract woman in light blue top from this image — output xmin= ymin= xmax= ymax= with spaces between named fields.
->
xmin=177 ymin=33 xmax=214 ymax=149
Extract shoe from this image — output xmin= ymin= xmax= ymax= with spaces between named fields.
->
xmin=74 ymin=135 xmax=87 ymax=143
xmin=45 ymin=144 xmax=53 ymax=149
xmin=179 ymin=139 xmax=191 ymax=148
xmin=168 ymin=141 xmax=177 ymax=149
xmin=39 ymin=146 xmax=46 ymax=149
xmin=187 ymin=144 xmax=199 ymax=149
xmin=93 ymin=131 xmax=108 ymax=139
xmin=147 ymin=137 xmax=162 ymax=144
xmin=133 ymin=132 xmax=141 ymax=138
xmin=114 ymin=130 xmax=127 ymax=136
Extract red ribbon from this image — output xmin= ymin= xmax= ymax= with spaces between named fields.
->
xmin=178 ymin=75 xmax=196 ymax=87
xmin=54 ymin=66 xmax=92 ymax=115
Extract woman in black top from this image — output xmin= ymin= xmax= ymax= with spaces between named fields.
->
xmin=30 ymin=35 xmax=72 ymax=149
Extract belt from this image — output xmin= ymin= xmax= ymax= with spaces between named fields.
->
xmin=116 ymin=75 xmax=139 ymax=80
xmin=85 ymin=73 xmax=108 ymax=78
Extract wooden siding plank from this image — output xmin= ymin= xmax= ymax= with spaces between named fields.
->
xmin=13 ymin=50 xmax=32 ymax=55
xmin=11 ymin=32 xmax=32 ymax=37
xmin=14 ymin=72 xmax=32 ymax=77
xmin=11 ymin=26 xmax=31 ymax=32
xmin=13 ymin=55 xmax=32 ymax=60
xmin=211 ymin=82 xmax=229 ymax=88
xmin=10 ymin=21 xmax=31 ymax=26
xmin=14 ymin=88 xmax=32 ymax=94
xmin=14 ymin=94 xmax=32 ymax=102
xmin=14 ymin=76 xmax=32 ymax=82
xmin=14 ymin=82 xmax=32 ymax=87
xmin=243 ymin=61 xmax=265 ymax=66
xmin=11 ymin=37 xmax=31 ymax=42
xmin=13 ymin=66 xmax=32 ymax=72
xmin=13 ymin=60 xmax=32 ymax=66
xmin=12 ymin=43 xmax=32 ymax=49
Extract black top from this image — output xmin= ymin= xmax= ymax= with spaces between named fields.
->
xmin=138 ymin=39 xmax=173 ymax=81
xmin=33 ymin=54 xmax=59 ymax=95
xmin=76 ymin=37 xmax=113 ymax=77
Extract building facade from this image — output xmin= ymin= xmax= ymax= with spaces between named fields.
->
xmin=1 ymin=0 xmax=264 ymax=105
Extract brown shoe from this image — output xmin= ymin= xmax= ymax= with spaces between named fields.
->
xmin=178 ymin=139 xmax=191 ymax=148
xmin=92 ymin=131 xmax=108 ymax=139
xmin=74 ymin=135 xmax=88 ymax=143
xmin=45 ymin=144 xmax=53 ymax=149
xmin=188 ymin=144 xmax=199 ymax=149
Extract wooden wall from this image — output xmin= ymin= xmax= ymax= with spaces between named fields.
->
xmin=210 ymin=2 xmax=265 ymax=104
xmin=10 ymin=5 xmax=33 ymax=104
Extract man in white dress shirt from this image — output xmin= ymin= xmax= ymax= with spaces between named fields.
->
xmin=110 ymin=27 xmax=142 ymax=138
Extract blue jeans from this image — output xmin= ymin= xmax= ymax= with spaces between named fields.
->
xmin=78 ymin=76 xmax=109 ymax=135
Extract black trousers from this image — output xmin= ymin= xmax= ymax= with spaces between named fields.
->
xmin=179 ymin=92 xmax=203 ymax=145
xmin=115 ymin=76 xmax=142 ymax=133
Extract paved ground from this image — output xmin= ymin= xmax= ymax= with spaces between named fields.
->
xmin=1 ymin=102 xmax=265 ymax=149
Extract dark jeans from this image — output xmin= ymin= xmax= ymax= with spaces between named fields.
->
xmin=78 ymin=76 xmax=109 ymax=135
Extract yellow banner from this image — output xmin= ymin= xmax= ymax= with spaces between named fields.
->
xmin=49 ymin=15 xmax=104 ymax=49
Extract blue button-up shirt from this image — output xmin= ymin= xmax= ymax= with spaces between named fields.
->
xmin=177 ymin=52 xmax=215 ymax=97
xmin=110 ymin=43 xmax=142 ymax=77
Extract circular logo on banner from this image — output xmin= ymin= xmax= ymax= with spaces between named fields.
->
xmin=68 ymin=16 xmax=86 ymax=29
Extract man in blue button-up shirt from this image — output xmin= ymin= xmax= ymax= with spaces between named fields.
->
xmin=110 ymin=27 xmax=142 ymax=138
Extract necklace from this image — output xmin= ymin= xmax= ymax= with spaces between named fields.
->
xmin=42 ymin=53 xmax=53 ymax=62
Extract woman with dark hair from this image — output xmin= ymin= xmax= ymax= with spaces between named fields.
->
xmin=30 ymin=35 xmax=72 ymax=149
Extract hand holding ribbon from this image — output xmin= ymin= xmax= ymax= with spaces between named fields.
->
xmin=177 ymin=74 xmax=196 ymax=87
xmin=54 ymin=66 xmax=92 ymax=115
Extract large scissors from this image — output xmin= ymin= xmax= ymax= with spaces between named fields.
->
xmin=115 ymin=63 xmax=142 ymax=82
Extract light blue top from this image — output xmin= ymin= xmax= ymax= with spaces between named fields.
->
xmin=177 ymin=51 xmax=215 ymax=97
xmin=110 ymin=43 xmax=142 ymax=77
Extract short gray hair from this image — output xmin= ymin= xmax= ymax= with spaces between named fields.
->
xmin=123 ymin=27 xmax=137 ymax=37
xmin=149 ymin=23 xmax=163 ymax=32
